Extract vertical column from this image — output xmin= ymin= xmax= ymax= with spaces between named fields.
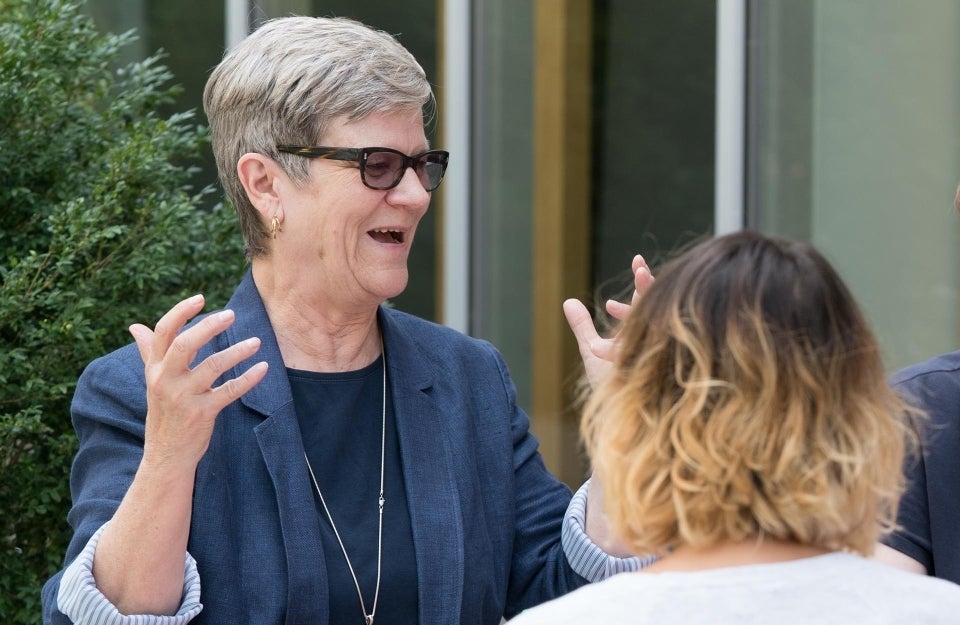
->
xmin=714 ymin=0 xmax=746 ymax=235
xmin=225 ymin=0 xmax=249 ymax=48
xmin=532 ymin=0 xmax=593 ymax=487
xmin=439 ymin=0 xmax=472 ymax=333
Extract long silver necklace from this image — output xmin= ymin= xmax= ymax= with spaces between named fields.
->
xmin=304 ymin=352 xmax=386 ymax=625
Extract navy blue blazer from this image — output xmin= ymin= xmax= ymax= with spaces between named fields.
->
xmin=43 ymin=272 xmax=586 ymax=624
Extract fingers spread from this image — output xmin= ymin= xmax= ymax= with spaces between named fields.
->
xmin=129 ymin=324 xmax=155 ymax=365
xmin=633 ymin=256 xmax=654 ymax=298
xmin=604 ymin=254 xmax=654 ymax=321
xmin=563 ymin=299 xmax=601 ymax=350
xmin=590 ymin=337 xmax=617 ymax=362
xmin=194 ymin=337 xmax=262 ymax=390
xmin=166 ymin=309 xmax=235 ymax=370
xmin=605 ymin=299 xmax=632 ymax=321
xmin=150 ymin=294 xmax=206 ymax=364
xmin=211 ymin=361 xmax=269 ymax=405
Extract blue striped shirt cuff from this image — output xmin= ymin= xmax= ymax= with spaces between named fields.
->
xmin=57 ymin=524 xmax=203 ymax=625
xmin=561 ymin=480 xmax=657 ymax=581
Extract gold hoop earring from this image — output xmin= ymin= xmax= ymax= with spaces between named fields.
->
xmin=270 ymin=215 xmax=282 ymax=239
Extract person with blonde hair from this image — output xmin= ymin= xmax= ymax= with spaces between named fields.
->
xmin=513 ymin=230 xmax=960 ymax=624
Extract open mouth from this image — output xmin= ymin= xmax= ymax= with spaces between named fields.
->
xmin=369 ymin=228 xmax=404 ymax=244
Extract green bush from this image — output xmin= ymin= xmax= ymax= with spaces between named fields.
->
xmin=0 ymin=1 xmax=245 ymax=621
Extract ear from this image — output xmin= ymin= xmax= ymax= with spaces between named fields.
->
xmin=237 ymin=152 xmax=284 ymax=219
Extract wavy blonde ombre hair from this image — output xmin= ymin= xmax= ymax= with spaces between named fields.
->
xmin=582 ymin=231 xmax=918 ymax=557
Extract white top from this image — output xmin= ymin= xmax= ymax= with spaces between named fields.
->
xmin=509 ymin=552 xmax=960 ymax=624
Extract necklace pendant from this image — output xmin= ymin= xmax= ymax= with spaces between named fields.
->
xmin=365 ymin=615 xmax=374 ymax=625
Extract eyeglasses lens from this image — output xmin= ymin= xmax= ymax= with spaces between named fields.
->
xmin=363 ymin=151 xmax=403 ymax=189
xmin=417 ymin=153 xmax=446 ymax=191
xmin=363 ymin=150 xmax=446 ymax=191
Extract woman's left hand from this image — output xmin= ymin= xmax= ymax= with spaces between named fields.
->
xmin=563 ymin=254 xmax=653 ymax=388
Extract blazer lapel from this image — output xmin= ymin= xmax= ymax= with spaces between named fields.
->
xmin=380 ymin=308 xmax=465 ymax=625
xmin=254 ymin=409 xmax=328 ymax=625
xmin=224 ymin=276 xmax=465 ymax=625
xmin=227 ymin=271 xmax=329 ymax=625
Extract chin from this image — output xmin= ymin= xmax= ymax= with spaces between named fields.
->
xmin=374 ymin=274 xmax=409 ymax=303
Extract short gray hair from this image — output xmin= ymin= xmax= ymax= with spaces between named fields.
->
xmin=203 ymin=16 xmax=435 ymax=258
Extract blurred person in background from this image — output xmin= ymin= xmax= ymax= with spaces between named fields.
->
xmin=873 ymin=183 xmax=960 ymax=585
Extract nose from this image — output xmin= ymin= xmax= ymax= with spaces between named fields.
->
xmin=386 ymin=165 xmax=432 ymax=212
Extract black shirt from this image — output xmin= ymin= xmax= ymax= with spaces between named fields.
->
xmin=290 ymin=357 xmax=419 ymax=625
xmin=885 ymin=350 xmax=960 ymax=584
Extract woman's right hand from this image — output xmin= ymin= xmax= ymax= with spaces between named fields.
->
xmin=129 ymin=293 xmax=268 ymax=470
xmin=91 ymin=294 xmax=268 ymax=616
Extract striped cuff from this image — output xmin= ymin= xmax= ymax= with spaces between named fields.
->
xmin=561 ymin=480 xmax=657 ymax=581
xmin=57 ymin=524 xmax=203 ymax=625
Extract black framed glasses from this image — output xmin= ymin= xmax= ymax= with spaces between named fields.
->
xmin=276 ymin=145 xmax=450 ymax=192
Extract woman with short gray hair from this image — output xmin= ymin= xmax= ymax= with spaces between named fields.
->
xmin=42 ymin=15 xmax=647 ymax=625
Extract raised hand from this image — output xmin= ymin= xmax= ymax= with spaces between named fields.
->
xmin=563 ymin=255 xmax=654 ymax=388
xmin=129 ymin=293 xmax=268 ymax=469
xmin=92 ymin=294 xmax=268 ymax=615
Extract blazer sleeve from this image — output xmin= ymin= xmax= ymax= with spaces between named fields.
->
xmin=481 ymin=343 xmax=588 ymax=618
xmin=41 ymin=345 xmax=200 ymax=624
xmin=54 ymin=524 xmax=202 ymax=625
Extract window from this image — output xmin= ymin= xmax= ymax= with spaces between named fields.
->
xmin=747 ymin=0 xmax=960 ymax=368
